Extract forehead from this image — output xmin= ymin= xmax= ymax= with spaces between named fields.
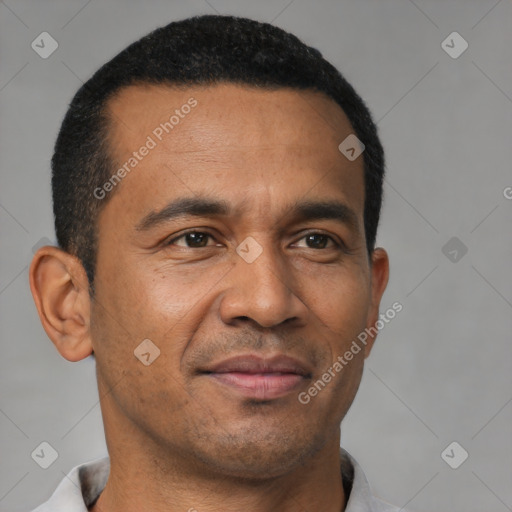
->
xmin=101 ymin=83 xmax=364 ymax=228
xmin=106 ymin=82 xmax=357 ymax=167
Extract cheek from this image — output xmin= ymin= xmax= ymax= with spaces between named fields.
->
xmin=129 ymin=261 xmax=235 ymax=335
xmin=94 ymin=256 xmax=207 ymax=336
xmin=299 ymin=263 xmax=371 ymax=344
xmin=91 ymin=255 xmax=236 ymax=377
xmin=90 ymin=288 xmax=193 ymax=435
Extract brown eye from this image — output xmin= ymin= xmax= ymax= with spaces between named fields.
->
xmin=306 ymin=234 xmax=329 ymax=249
xmin=296 ymin=233 xmax=337 ymax=249
xmin=169 ymin=231 xmax=214 ymax=248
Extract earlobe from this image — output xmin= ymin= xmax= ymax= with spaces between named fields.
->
xmin=363 ymin=247 xmax=390 ymax=357
xmin=29 ymin=246 xmax=93 ymax=361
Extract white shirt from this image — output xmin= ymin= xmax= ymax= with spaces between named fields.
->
xmin=31 ymin=449 xmax=402 ymax=511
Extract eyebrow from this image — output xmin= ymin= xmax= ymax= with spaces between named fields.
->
xmin=136 ymin=197 xmax=230 ymax=231
xmin=135 ymin=197 xmax=359 ymax=232
xmin=289 ymin=200 xmax=359 ymax=232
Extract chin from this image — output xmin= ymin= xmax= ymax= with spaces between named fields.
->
xmin=189 ymin=422 xmax=328 ymax=480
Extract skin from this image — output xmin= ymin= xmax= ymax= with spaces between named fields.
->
xmin=30 ymin=83 xmax=389 ymax=512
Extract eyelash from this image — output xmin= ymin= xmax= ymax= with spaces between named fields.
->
xmin=166 ymin=230 xmax=220 ymax=248
xmin=165 ymin=230 xmax=343 ymax=250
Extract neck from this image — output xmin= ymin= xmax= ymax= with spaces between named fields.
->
xmin=91 ymin=375 xmax=346 ymax=512
xmin=91 ymin=425 xmax=345 ymax=512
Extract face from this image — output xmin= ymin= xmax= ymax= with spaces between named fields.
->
xmin=90 ymin=83 xmax=387 ymax=479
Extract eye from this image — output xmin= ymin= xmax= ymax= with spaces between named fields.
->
xmin=294 ymin=233 xmax=339 ymax=250
xmin=167 ymin=231 xmax=218 ymax=248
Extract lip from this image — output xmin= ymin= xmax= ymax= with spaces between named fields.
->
xmin=200 ymin=354 xmax=312 ymax=400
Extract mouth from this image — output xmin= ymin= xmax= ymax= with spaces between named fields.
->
xmin=199 ymin=354 xmax=313 ymax=401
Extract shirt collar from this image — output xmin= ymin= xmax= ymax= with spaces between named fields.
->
xmin=32 ymin=449 xmax=397 ymax=512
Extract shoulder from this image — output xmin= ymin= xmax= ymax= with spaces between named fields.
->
xmin=341 ymin=448 xmax=404 ymax=512
xmin=30 ymin=457 xmax=109 ymax=512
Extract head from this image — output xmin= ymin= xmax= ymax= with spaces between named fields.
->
xmin=50 ymin=14 xmax=385 ymax=289
xmin=30 ymin=15 xmax=389 ymax=480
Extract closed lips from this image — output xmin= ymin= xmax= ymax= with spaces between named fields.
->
xmin=202 ymin=354 xmax=312 ymax=377
xmin=200 ymin=354 xmax=313 ymax=400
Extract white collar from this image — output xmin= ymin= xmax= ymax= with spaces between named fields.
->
xmin=32 ymin=449 xmax=401 ymax=511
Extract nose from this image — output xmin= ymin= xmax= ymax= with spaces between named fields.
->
xmin=218 ymin=241 xmax=309 ymax=329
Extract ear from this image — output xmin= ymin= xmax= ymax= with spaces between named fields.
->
xmin=29 ymin=246 xmax=93 ymax=361
xmin=363 ymin=247 xmax=390 ymax=357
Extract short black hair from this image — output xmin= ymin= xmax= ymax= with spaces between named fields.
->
xmin=52 ymin=14 xmax=385 ymax=289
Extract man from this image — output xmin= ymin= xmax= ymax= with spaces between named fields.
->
xmin=29 ymin=14 xmax=397 ymax=511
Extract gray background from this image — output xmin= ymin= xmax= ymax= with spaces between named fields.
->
xmin=1 ymin=1 xmax=511 ymax=511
